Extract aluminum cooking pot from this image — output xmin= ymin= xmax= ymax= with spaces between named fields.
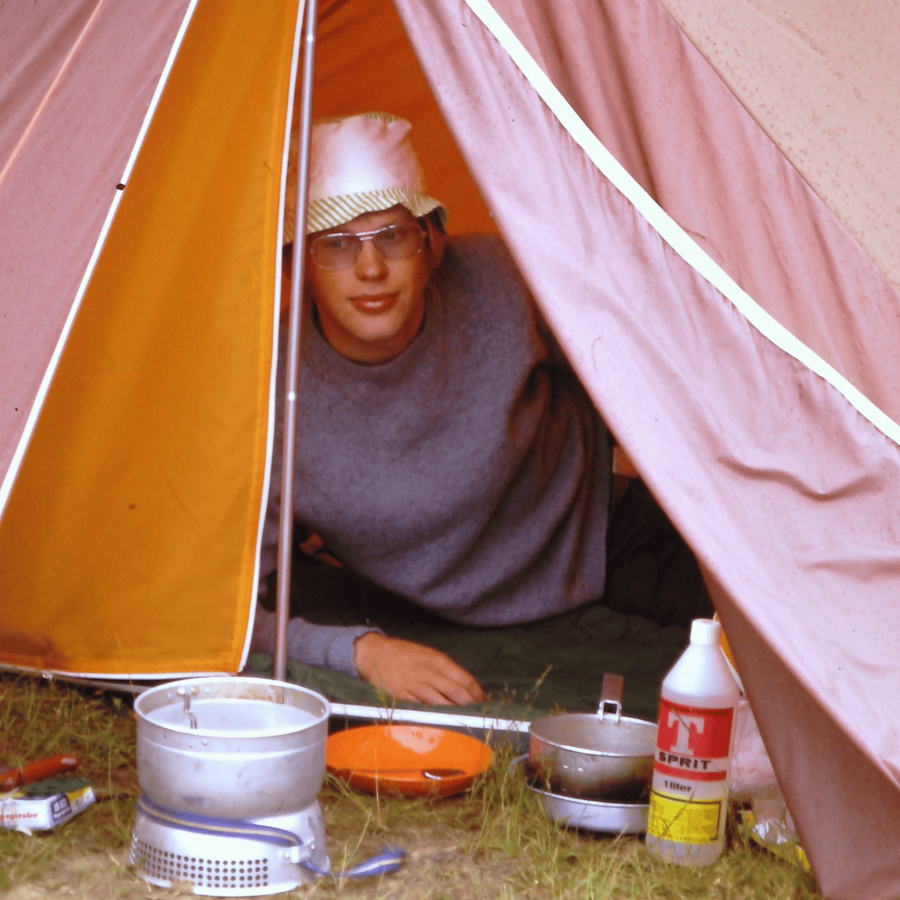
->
xmin=528 ymin=674 xmax=655 ymax=801
xmin=134 ymin=676 xmax=330 ymax=820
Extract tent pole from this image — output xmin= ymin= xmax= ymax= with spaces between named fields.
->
xmin=274 ymin=0 xmax=319 ymax=683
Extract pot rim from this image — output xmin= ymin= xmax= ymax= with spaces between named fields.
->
xmin=529 ymin=711 xmax=656 ymax=759
xmin=135 ymin=675 xmax=330 ymax=738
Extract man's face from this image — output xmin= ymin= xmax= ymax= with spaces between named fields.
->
xmin=306 ymin=206 xmax=430 ymax=364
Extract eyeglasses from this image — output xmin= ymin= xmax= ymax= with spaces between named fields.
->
xmin=308 ymin=222 xmax=426 ymax=269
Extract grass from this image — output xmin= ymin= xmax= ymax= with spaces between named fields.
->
xmin=0 ymin=673 xmax=823 ymax=899
xmin=1 ymin=674 xmax=137 ymax=888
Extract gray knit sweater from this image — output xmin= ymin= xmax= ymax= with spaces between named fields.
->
xmin=255 ymin=235 xmax=611 ymax=675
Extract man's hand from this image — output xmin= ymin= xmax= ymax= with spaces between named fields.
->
xmin=353 ymin=633 xmax=487 ymax=706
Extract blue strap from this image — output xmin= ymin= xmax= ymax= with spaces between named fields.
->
xmin=136 ymin=795 xmax=302 ymax=849
xmin=300 ymin=846 xmax=407 ymax=879
xmin=136 ymin=794 xmax=405 ymax=879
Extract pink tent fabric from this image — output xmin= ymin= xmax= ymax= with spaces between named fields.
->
xmin=0 ymin=0 xmax=191 ymax=507
xmin=659 ymin=0 xmax=900 ymax=299
xmin=394 ymin=0 xmax=900 ymax=897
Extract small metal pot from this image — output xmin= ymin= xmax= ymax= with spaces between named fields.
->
xmin=134 ymin=676 xmax=330 ymax=820
xmin=528 ymin=674 xmax=655 ymax=801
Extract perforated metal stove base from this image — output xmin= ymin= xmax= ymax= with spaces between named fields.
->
xmin=129 ymin=801 xmax=329 ymax=897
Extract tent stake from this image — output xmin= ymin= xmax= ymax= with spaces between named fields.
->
xmin=274 ymin=0 xmax=319 ymax=683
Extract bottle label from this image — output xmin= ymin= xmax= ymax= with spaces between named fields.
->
xmin=647 ymin=791 xmax=724 ymax=844
xmin=654 ymin=699 xmax=734 ymax=781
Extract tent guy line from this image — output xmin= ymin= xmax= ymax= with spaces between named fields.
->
xmin=462 ymin=0 xmax=900 ymax=450
xmin=0 ymin=0 xmax=200 ymax=523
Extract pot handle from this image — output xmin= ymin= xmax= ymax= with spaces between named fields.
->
xmin=597 ymin=673 xmax=625 ymax=722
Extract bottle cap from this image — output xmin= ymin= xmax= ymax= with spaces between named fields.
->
xmin=689 ymin=617 xmax=721 ymax=646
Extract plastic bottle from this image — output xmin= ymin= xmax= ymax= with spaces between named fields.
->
xmin=645 ymin=617 xmax=741 ymax=866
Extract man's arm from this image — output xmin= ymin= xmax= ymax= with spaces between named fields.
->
xmin=251 ymin=605 xmax=380 ymax=676
xmin=253 ymin=606 xmax=486 ymax=706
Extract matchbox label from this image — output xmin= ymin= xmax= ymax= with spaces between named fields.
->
xmin=654 ymin=700 xmax=734 ymax=781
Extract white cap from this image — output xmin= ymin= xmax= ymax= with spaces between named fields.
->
xmin=689 ymin=618 xmax=721 ymax=646
xmin=283 ymin=112 xmax=446 ymax=242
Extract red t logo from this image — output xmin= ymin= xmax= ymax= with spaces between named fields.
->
xmin=657 ymin=700 xmax=734 ymax=759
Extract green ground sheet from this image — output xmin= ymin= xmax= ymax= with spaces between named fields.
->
xmin=248 ymin=588 xmax=688 ymax=723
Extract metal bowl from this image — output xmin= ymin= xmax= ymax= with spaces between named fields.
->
xmin=513 ymin=756 xmax=648 ymax=834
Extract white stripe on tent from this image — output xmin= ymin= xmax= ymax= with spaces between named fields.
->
xmin=241 ymin=0 xmax=308 ymax=672
xmin=0 ymin=0 xmax=200 ymax=522
xmin=462 ymin=0 xmax=900 ymax=449
xmin=0 ymin=661 xmax=232 ymax=683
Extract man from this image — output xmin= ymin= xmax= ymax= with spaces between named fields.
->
xmin=253 ymin=113 xmax=709 ymax=705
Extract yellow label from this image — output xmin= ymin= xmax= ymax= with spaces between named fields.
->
xmin=647 ymin=790 xmax=723 ymax=844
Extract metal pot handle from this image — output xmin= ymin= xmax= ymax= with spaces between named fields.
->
xmin=176 ymin=686 xmax=199 ymax=730
xmin=596 ymin=673 xmax=625 ymax=722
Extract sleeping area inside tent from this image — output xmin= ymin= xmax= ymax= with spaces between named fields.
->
xmin=249 ymin=501 xmax=705 ymax=723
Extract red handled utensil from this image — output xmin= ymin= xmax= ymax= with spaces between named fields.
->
xmin=0 ymin=754 xmax=79 ymax=791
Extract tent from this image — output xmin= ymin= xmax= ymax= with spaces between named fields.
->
xmin=2 ymin=1 xmax=899 ymax=896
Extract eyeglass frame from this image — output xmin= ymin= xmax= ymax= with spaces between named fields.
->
xmin=306 ymin=221 xmax=428 ymax=270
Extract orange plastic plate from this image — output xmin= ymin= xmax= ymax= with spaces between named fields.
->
xmin=326 ymin=725 xmax=493 ymax=797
